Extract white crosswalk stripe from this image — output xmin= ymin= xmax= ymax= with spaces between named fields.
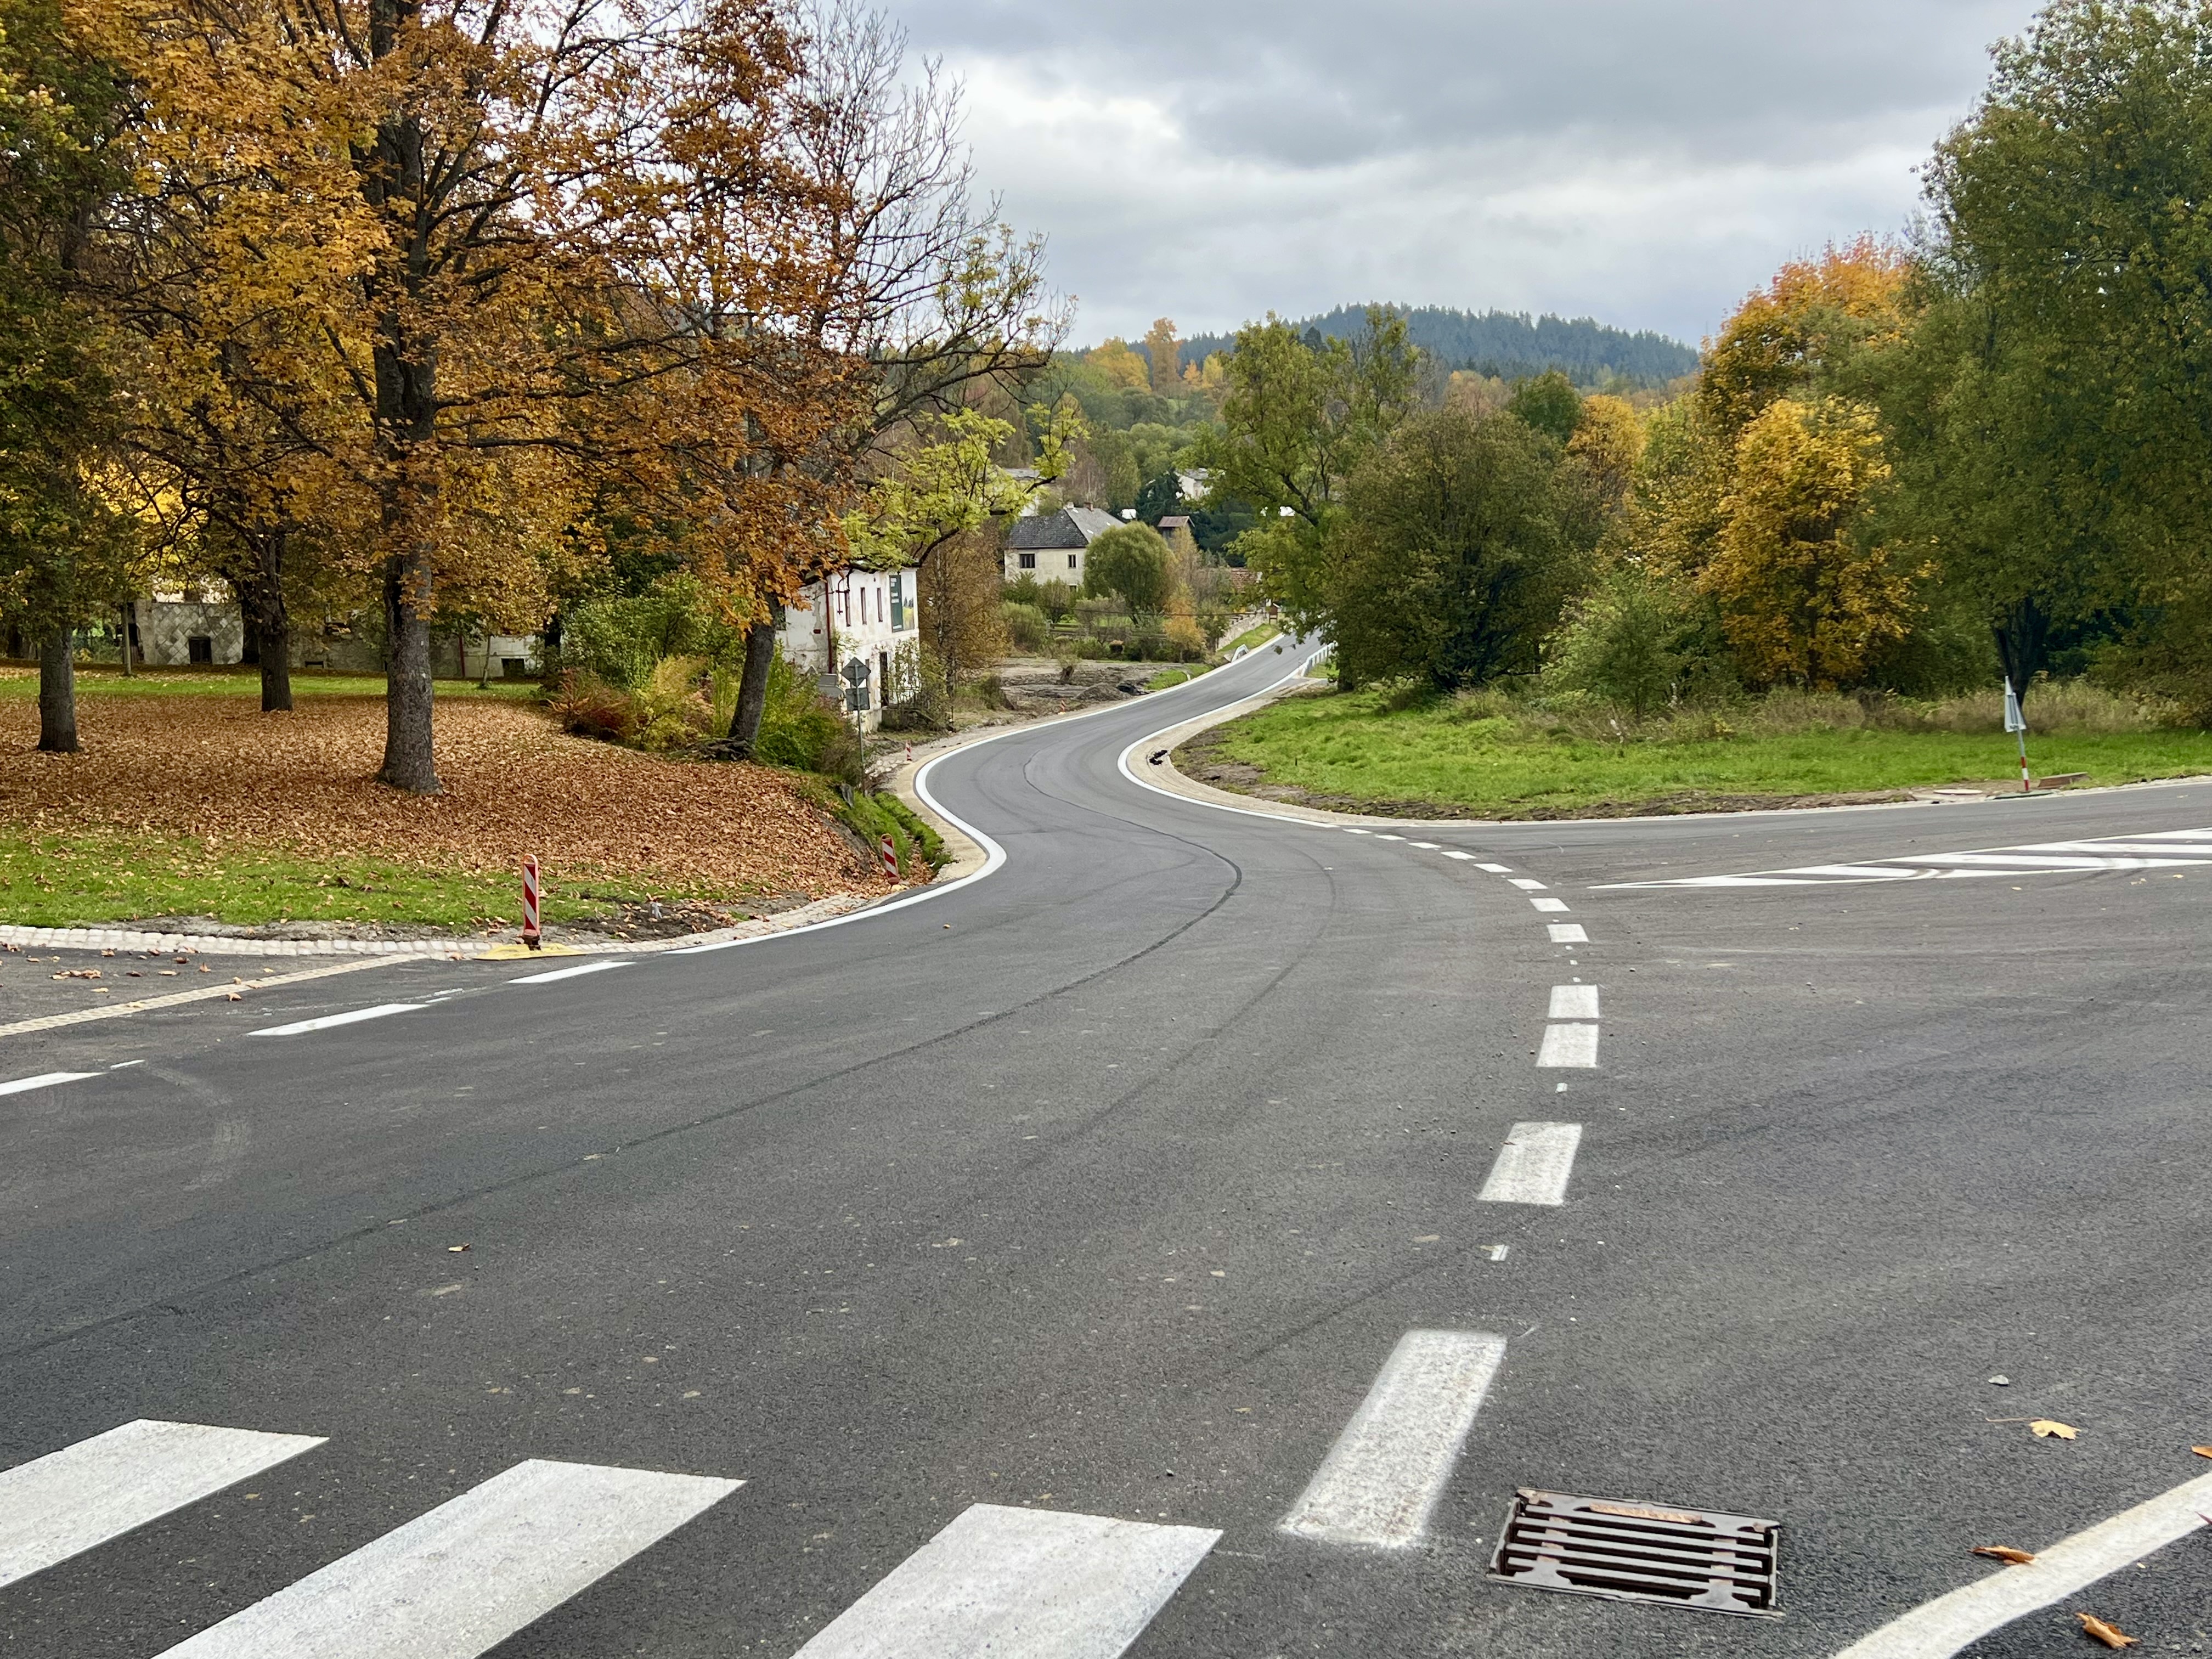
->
xmin=0 ymin=1419 xmax=325 ymax=1589
xmin=155 ymin=1458 xmax=739 ymax=1658
xmin=1599 ymin=824 xmax=2212 ymax=889
xmin=792 ymin=1504 xmax=1219 ymax=1658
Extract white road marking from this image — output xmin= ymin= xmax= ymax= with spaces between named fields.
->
xmin=1409 ymin=841 xmax=1441 ymax=849
xmin=1536 ymin=1024 xmax=1600 ymax=1067
xmin=1478 ymin=1121 xmax=1583 ymax=1205
xmin=1509 ymin=878 xmax=1548 ymax=890
xmin=1476 ymin=863 xmax=1512 ymax=873
xmin=1530 ymin=897 xmax=1570 ymax=913
xmin=1604 ymin=823 xmax=2212 ymax=889
xmin=247 ymin=1004 xmax=425 ymax=1038
xmin=0 ymin=1419 xmax=324 ymax=1590
xmin=1548 ymin=985 xmax=1600 ymax=1019
xmin=1548 ymin=924 xmax=1589 ymax=943
xmin=1441 ymin=850 xmax=1475 ymax=860
xmin=1341 ymin=828 xmax=1372 ymax=834
xmin=792 ymin=1503 xmax=1219 ymax=1658
xmin=1374 ymin=834 xmax=1406 ymax=841
xmin=507 ymin=961 xmax=633 ymax=985
xmin=0 ymin=1070 xmax=97 ymax=1097
xmin=1830 ymin=1467 xmax=2212 ymax=1659
xmin=1278 ymin=1331 xmax=1508 ymax=1549
xmin=155 ymin=1458 xmax=738 ymax=1658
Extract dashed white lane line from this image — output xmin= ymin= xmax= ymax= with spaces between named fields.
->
xmin=1830 ymin=1467 xmax=2212 ymax=1659
xmin=1530 ymin=896 xmax=1570 ymax=913
xmin=0 ymin=1070 xmax=97 ymax=1097
xmin=507 ymin=960 xmax=634 ymax=986
xmin=1476 ymin=863 xmax=1511 ymax=873
xmin=1508 ymin=878 xmax=1548 ymax=890
xmin=1278 ymin=1331 xmax=1508 ymax=1549
xmin=793 ymin=1503 xmax=1219 ymax=1658
xmin=1548 ymin=985 xmax=1600 ymax=1020
xmin=1409 ymin=841 xmax=1441 ymax=849
xmin=247 ymin=1004 xmax=426 ymax=1038
xmin=1374 ymin=834 xmax=1406 ymax=842
xmin=1442 ymin=850 xmax=1476 ymax=861
xmin=1548 ymin=924 xmax=1589 ymax=944
xmin=1537 ymin=1024 xmax=1601 ymax=1068
xmin=156 ymin=1458 xmax=739 ymax=1658
xmin=1477 ymin=1121 xmax=1584 ymax=1205
xmin=0 ymin=1420 xmax=325 ymax=1590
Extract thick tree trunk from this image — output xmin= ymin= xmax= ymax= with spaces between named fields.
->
xmin=379 ymin=551 xmax=441 ymax=793
xmin=1993 ymin=596 xmax=2050 ymax=708
xmin=236 ymin=526 xmax=294 ymax=712
xmin=119 ymin=603 xmax=134 ymax=677
xmin=37 ymin=625 xmax=78 ymax=753
xmin=725 ymin=618 xmax=778 ymax=756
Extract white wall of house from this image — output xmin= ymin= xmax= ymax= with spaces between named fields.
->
xmin=1004 ymin=541 xmax=1087 ymax=586
xmin=776 ymin=567 xmax=919 ymax=733
xmin=131 ymin=599 xmax=246 ymax=667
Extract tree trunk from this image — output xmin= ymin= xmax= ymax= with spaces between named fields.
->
xmin=541 ymin=611 xmax=563 ymax=683
xmin=726 ymin=617 xmax=779 ymax=755
xmin=379 ymin=551 xmax=441 ymax=792
xmin=237 ymin=526 xmax=293 ymax=712
xmin=1993 ymin=596 xmax=2050 ymax=708
xmin=119 ymin=603 xmax=134 ymax=677
xmin=37 ymin=625 xmax=78 ymax=753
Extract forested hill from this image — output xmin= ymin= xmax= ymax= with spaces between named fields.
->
xmin=1179 ymin=305 xmax=1699 ymax=387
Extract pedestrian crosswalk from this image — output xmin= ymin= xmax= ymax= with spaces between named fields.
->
xmin=0 ymin=1419 xmax=1223 ymax=1658
xmin=1596 ymin=825 xmax=2212 ymax=889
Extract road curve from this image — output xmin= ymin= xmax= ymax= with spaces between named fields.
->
xmin=2 ymin=646 xmax=2208 ymax=1658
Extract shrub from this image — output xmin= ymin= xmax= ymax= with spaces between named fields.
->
xmin=1543 ymin=569 xmax=1686 ymax=719
xmin=1001 ymin=601 xmax=1051 ymax=653
xmin=562 ymin=572 xmax=743 ymax=689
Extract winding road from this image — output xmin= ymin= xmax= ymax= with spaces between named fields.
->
xmin=2 ymin=641 xmax=2208 ymax=1657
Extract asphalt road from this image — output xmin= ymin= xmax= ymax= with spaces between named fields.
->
xmin=2 ymin=644 xmax=2208 ymax=1659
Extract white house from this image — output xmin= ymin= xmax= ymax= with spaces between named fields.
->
xmin=776 ymin=566 xmax=919 ymax=732
xmin=1003 ymin=505 xmax=1121 ymax=586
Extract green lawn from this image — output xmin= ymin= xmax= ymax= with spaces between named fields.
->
xmin=1145 ymin=664 xmax=1211 ymax=691
xmin=1222 ymin=622 xmax=1282 ymax=655
xmin=1198 ymin=688 xmax=2212 ymax=818
xmin=0 ymin=826 xmax=708 ymax=931
xmin=0 ymin=666 xmax=539 ymax=700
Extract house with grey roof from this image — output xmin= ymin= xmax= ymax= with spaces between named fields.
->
xmin=1004 ymin=505 xmax=1122 ymax=586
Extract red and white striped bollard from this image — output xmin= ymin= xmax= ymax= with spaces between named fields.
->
xmin=879 ymin=835 xmax=899 ymax=879
xmin=522 ymin=854 xmax=542 ymax=950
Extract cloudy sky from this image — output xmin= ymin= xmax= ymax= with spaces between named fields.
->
xmin=891 ymin=0 xmax=2041 ymax=349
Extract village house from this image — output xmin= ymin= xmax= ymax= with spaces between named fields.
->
xmin=1003 ymin=504 xmax=1121 ymax=586
xmin=775 ymin=566 xmax=919 ymax=733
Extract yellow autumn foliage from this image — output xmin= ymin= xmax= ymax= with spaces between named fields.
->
xmin=1699 ymin=236 xmax=1911 ymax=439
xmin=1708 ymin=398 xmax=1921 ymax=688
xmin=1566 ymin=394 xmax=1645 ymax=508
xmin=1086 ymin=338 xmax=1152 ymax=391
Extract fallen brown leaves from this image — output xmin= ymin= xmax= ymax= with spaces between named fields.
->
xmin=2030 ymin=1420 xmax=2079 ymax=1440
xmin=2 ymin=694 xmax=887 ymax=902
xmin=1971 ymin=1545 xmax=2035 ymax=1565
xmin=2078 ymin=1612 xmax=2138 ymax=1649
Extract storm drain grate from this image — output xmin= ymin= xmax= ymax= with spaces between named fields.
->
xmin=1488 ymin=1488 xmax=1781 ymax=1617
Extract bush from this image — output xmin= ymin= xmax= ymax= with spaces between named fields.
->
xmin=1001 ymin=600 xmax=1051 ymax=653
xmin=1543 ymin=569 xmax=1685 ymax=719
xmin=754 ymin=653 xmax=854 ymax=776
xmin=562 ymin=573 xmax=742 ymax=689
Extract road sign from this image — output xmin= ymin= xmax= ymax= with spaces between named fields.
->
xmin=842 ymin=657 xmax=870 ymax=685
xmin=2003 ymin=678 xmax=2026 ymax=733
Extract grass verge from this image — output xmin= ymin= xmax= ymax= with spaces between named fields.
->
xmin=1222 ymin=622 xmax=1281 ymax=655
xmin=0 ymin=825 xmax=768 ymax=932
xmin=1189 ymin=685 xmax=2212 ymax=819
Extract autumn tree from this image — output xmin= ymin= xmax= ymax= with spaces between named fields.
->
xmin=1083 ymin=523 xmax=1171 ymax=618
xmin=0 ymin=0 xmax=134 ymax=753
xmin=1143 ymin=317 xmax=1180 ymax=394
xmin=1708 ymin=398 xmax=1919 ymax=688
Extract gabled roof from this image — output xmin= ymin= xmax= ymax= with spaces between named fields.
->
xmin=1006 ymin=505 xmax=1121 ymax=550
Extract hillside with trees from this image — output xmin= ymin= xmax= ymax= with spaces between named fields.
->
xmin=1183 ymin=306 xmax=1697 ymax=388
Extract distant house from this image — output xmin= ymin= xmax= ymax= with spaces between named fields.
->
xmin=1176 ymin=467 xmax=1211 ymax=501
xmin=776 ymin=566 xmax=919 ymax=733
xmin=1004 ymin=505 xmax=1120 ymax=586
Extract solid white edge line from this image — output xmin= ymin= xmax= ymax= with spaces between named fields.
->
xmin=0 ymin=1419 xmax=326 ymax=1590
xmin=1278 ymin=1331 xmax=1508 ymax=1549
xmin=672 ymin=652 xmax=1324 ymax=957
xmin=507 ymin=960 xmax=634 ymax=985
xmin=246 ymin=1003 xmax=426 ymax=1038
xmin=154 ymin=1458 xmax=741 ymax=1658
xmin=1830 ymin=1468 xmax=2212 ymax=1659
xmin=1477 ymin=1121 xmax=1583 ymax=1205
xmin=0 ymin=1070 xmax=97 ymax=1097
xmin=791 ymin=1503 xmax=1221 ymax=1658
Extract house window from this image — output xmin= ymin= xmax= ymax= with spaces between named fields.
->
xmin=1068 ymin=553 xmax=1079 ymax=570
xmin=890 ymin=572 xmax=907 ymax=630
xmin=187 ymin=635 xmax=214 ymax=664
xmin=1018 ymin=551 xmax=1036 ymax=570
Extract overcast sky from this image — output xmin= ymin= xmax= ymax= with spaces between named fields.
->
xmin=891 ymin=0 xmax=2041 ymax=349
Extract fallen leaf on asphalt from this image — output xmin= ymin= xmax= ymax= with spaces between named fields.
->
xmin=2077 ymin=1612 xmax=2138 ymax=1649
xmin=447 ymin=1243 xmax=471 ymax=1252
xmin=2030 ymin=1420 xmax=2079 ymax=1439
xmin=224 ymin=992 xmax=241 ymax=1001
xmin=1973 ymin=1545 xmax=2036 ymax=1564
xmin=2193 ymin=1446 xmax=2212 ymax=1459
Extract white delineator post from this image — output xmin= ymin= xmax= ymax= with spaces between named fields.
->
xmin=879 ymin=836 xmax=899 ymax=879
xmin=522 ymin=855 xmax=542 ymax=950
xmin=2005 ymin=676 xmax=2031 ymax=793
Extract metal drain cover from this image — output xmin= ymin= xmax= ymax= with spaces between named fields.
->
xmin=1489 ymin=1488 xmax=1781 ymax=1617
